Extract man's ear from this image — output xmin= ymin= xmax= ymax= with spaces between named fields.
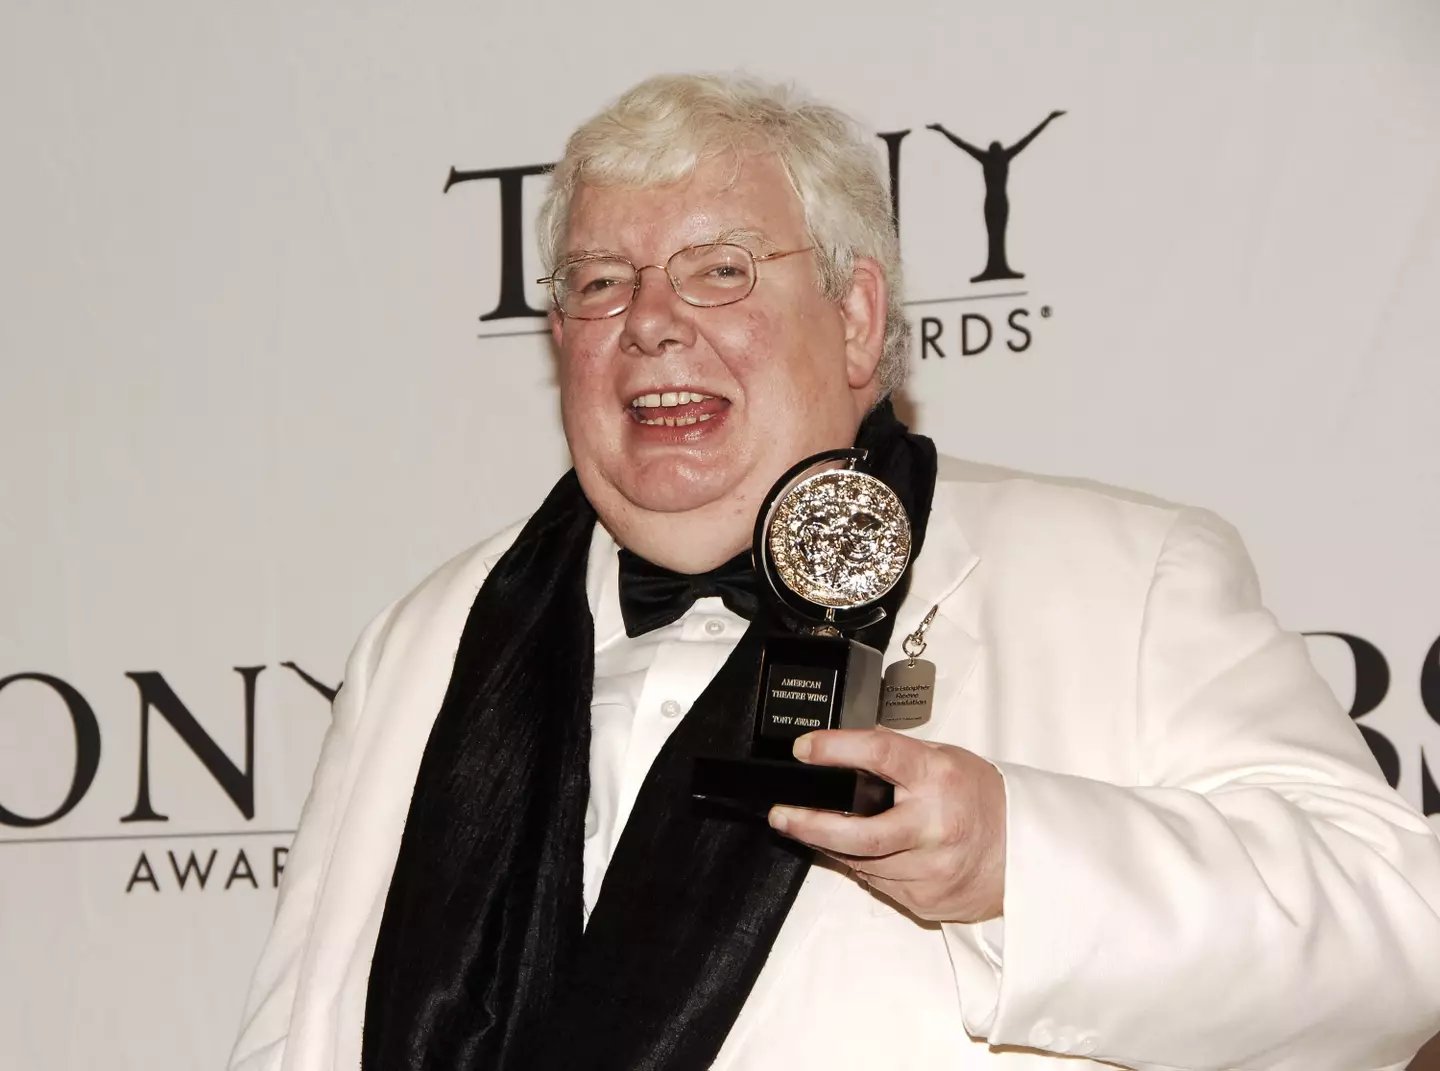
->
xmin=840 ymin=256 xmax=887 ymax=393
xmin=550 ymin=309 xmax=564 ymax=348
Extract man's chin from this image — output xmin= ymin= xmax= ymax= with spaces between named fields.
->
xmin=588 ymin=456 xmax=751 ymax=516
xmin=621 ymin=485 xmax=740 ymax=516
xmin=581 ymin=469 xmax=762 ymax=569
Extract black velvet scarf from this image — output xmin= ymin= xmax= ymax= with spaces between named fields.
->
xmin=363 ymin=402 xmax=937 ymax=1070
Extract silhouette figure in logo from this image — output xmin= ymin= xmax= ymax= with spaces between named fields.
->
xmin=927 ymin=110 xmax=1065 ymax=282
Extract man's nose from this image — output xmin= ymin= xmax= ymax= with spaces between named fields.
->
xmin=620 ymin=265 xmax=696 ymax=355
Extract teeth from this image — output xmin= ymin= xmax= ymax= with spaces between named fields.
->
xmin=628 ymin=387 xmax=719 ymax=426
xmin=630 ymin=390 xmax=714 ymax=409
xmin=633 ymin=411 xmax=717 ymax=426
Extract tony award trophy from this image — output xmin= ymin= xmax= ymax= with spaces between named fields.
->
xmin=692 ymin=447 xmax=912 ymax=816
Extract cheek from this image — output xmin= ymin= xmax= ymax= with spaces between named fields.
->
xmin=739 ymin=318 xmax=833 ymax=408
xmin=557 ymin=360 xmax=610 ymax=454
xmin=557 ymin=334 xmax=614 ymax=406
xmin=705 ymin=306 xmax=804 ymax=387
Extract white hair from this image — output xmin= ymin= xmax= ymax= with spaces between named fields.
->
xmin=537 ymin=73 xmax=910 ymax=398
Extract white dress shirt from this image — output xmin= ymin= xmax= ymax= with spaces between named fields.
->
xmin=582 ymin=524 xmax=748 ymax=921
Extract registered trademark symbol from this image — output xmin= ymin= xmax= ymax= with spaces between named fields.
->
xmin=1040 ymin=306 xmax=1052 ymax=318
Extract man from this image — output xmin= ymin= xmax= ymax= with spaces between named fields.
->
xmin=231 ymin=74 xmax=1440 ymax=1070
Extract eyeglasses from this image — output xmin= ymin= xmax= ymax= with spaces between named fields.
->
xmin=536 ymin=242 xmax=814 ymax=320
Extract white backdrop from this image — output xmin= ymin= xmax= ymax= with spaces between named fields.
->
xmin=1 ymin=2 xmax=1437 ymax=1069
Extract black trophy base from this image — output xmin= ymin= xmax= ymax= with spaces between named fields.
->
xmin=692 ymin=755 xmax=894 ymax=816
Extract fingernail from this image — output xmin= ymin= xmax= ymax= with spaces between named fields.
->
xmin=793 ymin=735 xmax=813 ymax=761
xmin=768 ymin=807 xmax=789 ymax=832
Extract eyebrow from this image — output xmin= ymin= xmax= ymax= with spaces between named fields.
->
xmin=709 ymin=227 xmax=773 ymax=249
xmin=559 ymin=246 xmax=627 ymax=263
xmin=562 ymin=227 xmax=777 ymax=264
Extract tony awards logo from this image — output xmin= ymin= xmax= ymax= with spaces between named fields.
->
xmin=926 ymin=111 xmax=1065 ymax=282
xmin=691 ymin=449 xmax=911 ymax=816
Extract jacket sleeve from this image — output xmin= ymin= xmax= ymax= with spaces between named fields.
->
xmin=227 ymin=602 xmax=397 ymax=1071
xmin=948 ymin=508 xmax=1440 ymax=1068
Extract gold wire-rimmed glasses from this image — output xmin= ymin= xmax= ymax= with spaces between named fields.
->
xmin=536 ymin=242 xmax=814 ymax=320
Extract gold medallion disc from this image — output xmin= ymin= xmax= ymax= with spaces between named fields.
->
xmin=766 ymin=469 xmax=911 ymax=609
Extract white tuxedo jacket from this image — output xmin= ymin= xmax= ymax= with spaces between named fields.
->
xmin=231 ymin=458 xmax=1440 ymax=1070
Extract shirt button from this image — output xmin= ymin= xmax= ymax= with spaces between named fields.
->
xmin=1028 ymin=1020 xmax=1055 ymax=1050
xmin=704 ymin=618 xmax=725 ymax=636
xmin=583 ymin=807 xmax=598 ymax=839
xmin=660 ymin=699 xmax=683 ymax=718
xmin=1075 ymin=1035 xmax=1098 ymax=1056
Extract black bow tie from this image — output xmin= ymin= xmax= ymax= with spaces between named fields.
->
xmin=616 ymin=548 xmax=761 ymax=638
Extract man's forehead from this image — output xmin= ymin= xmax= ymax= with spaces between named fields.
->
xmin=564 ymin=152 xmax=803 ymax=253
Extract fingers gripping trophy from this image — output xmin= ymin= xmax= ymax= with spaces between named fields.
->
xmin=691 ymin=448 xmax=913 ymax=816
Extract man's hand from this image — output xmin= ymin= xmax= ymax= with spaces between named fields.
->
xmin=768 ymin=728 xmax=1006 ymax=923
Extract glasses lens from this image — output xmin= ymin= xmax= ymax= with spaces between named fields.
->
xmin=669 ymin=244 xmax=755 ymax=306
xmin=556 ymin=258 xmax=636 ymax=317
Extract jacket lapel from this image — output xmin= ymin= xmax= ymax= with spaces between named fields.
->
xmin=887 ymin=483 xmax=982 ymax=741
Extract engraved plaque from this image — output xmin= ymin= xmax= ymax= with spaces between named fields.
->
xmin=759 ymin=663 xmax=838 ymax=742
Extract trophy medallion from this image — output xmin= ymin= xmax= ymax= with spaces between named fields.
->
xmin=766 ymin=468 xmax=911 ymax=611
xmin=691 ymin=449 xmax=913 ymax=816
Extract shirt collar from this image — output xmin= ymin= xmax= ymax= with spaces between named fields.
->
xmin=587 ymin=521 xmax=628 ymax=653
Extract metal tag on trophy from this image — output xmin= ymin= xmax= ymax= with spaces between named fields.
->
xmin=691 ymin=447 xmax=912 ymax=816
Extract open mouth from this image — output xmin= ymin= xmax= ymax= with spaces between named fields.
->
xmin=627 ymin=389 xmax=729 ymax=427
